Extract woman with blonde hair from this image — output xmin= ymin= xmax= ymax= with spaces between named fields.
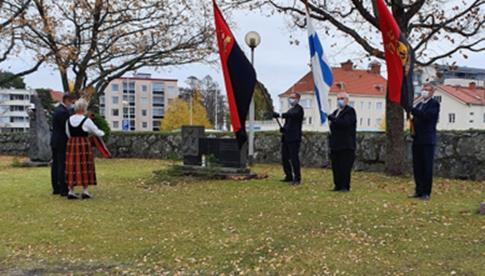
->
xmin=65 ymin=98 xmax=105 ymax=199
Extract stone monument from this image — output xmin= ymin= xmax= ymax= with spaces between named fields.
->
xmin=25 ymin=94 xmax=51 ymax=166
xmin=179 ymin=125 xmax=255 ymax=178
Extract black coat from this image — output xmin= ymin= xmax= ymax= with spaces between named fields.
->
xmin=50 ymin=104 xmax=71 ymax=148
xmin=411 ymin=98 xmax=440 ymax=145
xmin=328 ymin=105 xmax=357 ymax=151
xmin=281 ymin=104 xmax=304 ymax=143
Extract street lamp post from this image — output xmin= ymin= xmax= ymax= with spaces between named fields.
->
xmin=244 ymin=31 xmax=261 ymax=165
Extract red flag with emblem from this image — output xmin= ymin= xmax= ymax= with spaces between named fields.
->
xmin=376 ymin=0 xmax=415 ymax=112
xmin=213 ymin=0 xmax=257 ymax=148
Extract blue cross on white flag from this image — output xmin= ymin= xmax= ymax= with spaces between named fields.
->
xmin=307 ymin=11 xmax=333 ymax=124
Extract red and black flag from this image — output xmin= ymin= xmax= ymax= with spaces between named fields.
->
xmin=213 ymin=0 xmax=257 ymax=147
xmin=376 ymin=0 xmax=415 ymax=112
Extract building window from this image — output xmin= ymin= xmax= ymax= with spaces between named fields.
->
xmin=300 ymin=99 xmax=312 ymax=109
xmin=153 ymin=96 xmax=164 ymax=105
xmin=360 ymin=101 xmax=364 ymax=110
xmin=376 ymin=102 xmax=383 ymax=110
xmin=449 ymin=113 xmax=455 ymax=123
xmin=367 ymin=118 xmax=371 ymax=126
xmin=112 ymin=121 xmax=119 ymax=129
xmin=10 ymin=106 xmax=25 ymax=111
xmin=153 ymin=108 xmax=164 ymax=117
xmin=141 ymin=96 xmax=149 ymax=105
xmin=112 ymin=96 xmax=119 ymax=104
xmin=434 ymin=95 xmax=442 ymax=103
xmin=100 ymin=96 xmax=105 ymax=105
xmin=142 ymin=109 xmax=147 ymax=116
xmin=141 ymin=85 xmax=148 ymax=92
xmin=308 ymin=117 xmax=312 ymax=125
xmin=368 ymin=102 xmax=372 ymax=109
xmin=360 ymin=118 xmax=363 ymax=126
xmin=153 ymin=83 xmax=164 ymax=93
xmin=303 ymin=117 xmax=307 ymax=125
xmin=111 ymin=83 xmax=119 ymax=92
xmin=142 ymin=122 xmax=148 ymax=128
xmin=470 ymin=112 xmax=474 ymax=116
xmin=112 ymin=109 xmax=119 ymax=116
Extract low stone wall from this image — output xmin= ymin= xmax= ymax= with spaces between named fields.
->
xmin=1 ymin=130 xmax=484 ymax=180
xmin=0 ymin=132 xmax=30 ymax=156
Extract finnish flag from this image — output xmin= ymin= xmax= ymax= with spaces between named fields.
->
xmin=307 ymin=12 xmax=334 ymax=124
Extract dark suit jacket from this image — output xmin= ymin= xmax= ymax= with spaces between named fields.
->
xmin=281 ymin=104 xmax=304 ymax=143
xmin=50 ymin=104 xmax=71 ymax=148
xmin=411 ymin=98 xmax=440 ymax=145
xmin=328 ymin=105 xmax=357 ymax=151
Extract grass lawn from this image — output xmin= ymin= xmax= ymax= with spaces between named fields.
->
xmin=0 ymin=156 xmax=483 ymax=275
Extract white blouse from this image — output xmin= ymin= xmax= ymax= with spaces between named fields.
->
xmin=66 ymin=114 xmax=105 ymax=138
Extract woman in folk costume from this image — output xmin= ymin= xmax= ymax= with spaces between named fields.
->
xmin=65 ymin=98 xmax=105 ymax=199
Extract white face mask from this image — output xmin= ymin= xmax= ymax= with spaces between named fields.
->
xmin=421 ymin=91 xmax=430 ymax=98
xmin=288 ymin=98 xmax=298 ymax=106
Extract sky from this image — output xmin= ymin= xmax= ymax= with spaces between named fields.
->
xmin=4 ymin=7 xmax=484 ymax=110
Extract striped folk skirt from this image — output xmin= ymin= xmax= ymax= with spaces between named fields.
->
xmin=65 ymin=136 xmax=97 ymax=187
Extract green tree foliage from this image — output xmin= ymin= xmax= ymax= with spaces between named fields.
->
xmin=0 ymin=71 xmax=26 ymax=89
xmin=253 ymin=82 xmax=274 ymax=120
xmin=91 ymin=112 xmax=111 ymax=142
xmin=35 ymin=88 xmax=55 ymax=125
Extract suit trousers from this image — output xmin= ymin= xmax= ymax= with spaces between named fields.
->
xmin=412 ymin=144 xmax=435 ymax=196
xmin=51 ymin=145 xmax=67 ymax=194
xmin=281 ymin=141 xmax=301 ymax=181
xmin=330 ymin=149 xmax=355 ymax=190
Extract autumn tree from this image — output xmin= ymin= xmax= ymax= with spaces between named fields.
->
xmin=228 ymin=0 xmax=484 ymax=175
xmin=0 ymin=0 xmax=47 ymax=87
xmin=161 ymin=95 xmax=212 ymax=131
xmin=21 ymin=0 xmax=213 ymax=100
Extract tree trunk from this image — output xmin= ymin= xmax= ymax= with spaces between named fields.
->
xmin=385 ymin=99 xmax=406 ymax=175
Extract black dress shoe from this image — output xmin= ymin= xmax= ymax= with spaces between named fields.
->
xmin=291 ymin=180 xmax=301 ymax=185
xmin=280 ymin=178 xmax=293 ymax=182
xmin=67 ymin=193 xmax=80 ymax=200
xmin=419 ymin=195 xmax=430 ymax=201
xmin=60 ymin=193 xmax=68 ymax=197
xmin=338 ymin=189 xmax=350 ymax=193
xmin=52 ymin=191 xmax=60 ymax=195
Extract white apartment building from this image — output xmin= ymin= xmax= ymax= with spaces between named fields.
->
xmin=277 ymin=60 xmax=387 ymax=132
xmin=100 ymin=73 xmax=179 ymax=131
xmin=433 ymin=81 xmax=485 ymax=130
xmin=0 ymin=89 xmax=32 ymax=133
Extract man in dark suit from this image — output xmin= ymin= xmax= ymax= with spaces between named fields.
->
xmin=273 ymin=93 xmax=304 ymax=185
xmin=328 ymin=92 xmax=357 ymax=192
xmin=50 ymin=94 xmax=74 ymax=196
xmin=410 ymin=84 xmax=440 ymax=200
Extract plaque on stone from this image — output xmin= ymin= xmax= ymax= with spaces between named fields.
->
xmin=199 ymin=137 xmax=247 ymax=168
xmin=181 ymin=125 xmax=205 ymax=165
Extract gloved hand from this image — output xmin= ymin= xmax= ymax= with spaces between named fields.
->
xmin=272 ymin=112 xmax=280 ymax=118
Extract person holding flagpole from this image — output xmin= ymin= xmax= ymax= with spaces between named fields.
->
xmin=273 ymin=93 xmax=304 ymax=185
xmin=409 ymin=84 xmax=440 ymax=200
